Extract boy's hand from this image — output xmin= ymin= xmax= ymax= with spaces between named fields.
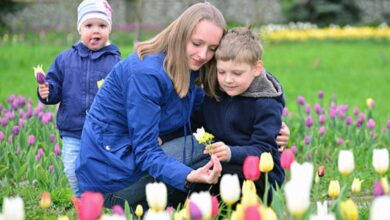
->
xmin=276 ymin=122 xmax=290 ymax=152
xmin=186 ymin=155 xmax=222 ymax=184
xmin=204 ymin=141 xmax=231 ymax=162
xmin=38 ymin=82 xmax=49 ymax=99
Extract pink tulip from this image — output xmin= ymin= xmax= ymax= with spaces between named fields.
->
xmin=50 ymin=134 xmax=56 ymax=143
xmin=112 ymin=205 xmax=124 ymax=216
xmin=318 ymin=90 xmax=324 ymax=99
xmin=54 ymin=143 xmax=61 ymax=156
xmin=211 ymin=196 xmax=219 ymax=217
xmin=280 ymin=149 xmax=295 ymax=170
xmin=305 ymin=116 xmax=313 ymax=127
xmin=243 ymin=156 xmax=260 ymax=181
xmin=373 ymin=181 xmax=385 ymax=197
xmin=73 ymin=192 xmax=104 ymax=220
xmin=244 ymin=205 xmax=261 ymax=220
xmin=319 ymin=126 xmax=326 ymax=136
xmin=28 ymin=135 xmax=35 ymax=146
xmin=367 ymin=119 xmax=376 ymax=129
xmin=297 ymin=96 xmax=305 ymax=106
xmin=0 ymin=131 xmax=4 ymax=142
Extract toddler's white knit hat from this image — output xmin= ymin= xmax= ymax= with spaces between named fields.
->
xmin=77 ymin=0 xmax=112 ymax=32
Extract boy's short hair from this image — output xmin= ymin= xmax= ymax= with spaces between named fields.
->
xmin=215 ymin=27 xmax=263 ymax=65
xmin=77 ymin=0 xmax=112 ymax=32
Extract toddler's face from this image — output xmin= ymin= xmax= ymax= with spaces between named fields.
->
xmin=216 ymin=60 xmax=262 ymax=97
xmin=79 ymin=18 xmax=110 ymax=51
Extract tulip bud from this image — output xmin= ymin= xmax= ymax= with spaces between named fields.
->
xmin=135 ymin=204 xmax=143 ymax=217
xmin=33 ymin=65 xmax=47 ymax=84
xmin=243 ymin=156 xmax=260 ymax=180
xmin=317 ymin=165 xmax=325 ymax=177
xmin=281 ymin=149 xmax=295 ymax=170
xmin=220 ymin=174 xmax=241 ymax=206
xmin=328 ymin=180 xmax=340 ymax=199
xmin=340 ymin=199 xmax=358 ymax=220
xmin=259 ymin=152 xmax=274 ymax=172
xmin=351 ymin=178 xmax=362 ymax=193
xmin=40 ymin=192 xmax=51 ymax=209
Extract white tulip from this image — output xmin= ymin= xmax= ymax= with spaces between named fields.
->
xmin=144 ymin=210 xmax=170 ymax=220
xmin=372 ymin=148 xmax=389 ymax=175
xmin=338 ymin=150 xmax=354 ymax=176
xmin=100 ymin=214 xmax=126 ymax=220
xmin=290 ymin=161 xmax=314 ymax=190
xmin=189 ymin=191 xmax=212 ymax=220
xmin=284 ymin=180 xmax=310 ymax=217
xmin=146 ymin=182 xmax=167 ymax=212
xmin=220 ymin=174 xmax=241 ymax=206
xmin=193 ymin=127 xmax=206 ymax=142
xmin=2 ymin=196 xmax=25 ymax=220
xmin=310 ymin=201 xmax=335 ymax=220
xmin=370 ymin=195 xmax=390 ymax=220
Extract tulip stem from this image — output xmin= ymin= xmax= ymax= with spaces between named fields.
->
xmin=263 ymin=172 xmax=269 ymax=206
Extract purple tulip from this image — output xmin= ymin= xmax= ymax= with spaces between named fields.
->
xmin=18 ymin=96 xmax=26 ymax=106
xmin=50 ymin=134 xmax=56 ymax=143
xmin=373 ymin=181 xmax=385 ymax=197
xmin=7 ymin=94 xmax=15 ymax=103
xmin=11 ymin=99 xmax=18 ymax=110
xmin=304 ymin=135 xmax=311 ymax=145
xmin=49 ymin=165 xmax=54 ymax=173
xmin=0 ymin=131 xmax=4 ymax=142
xmin=0 ymin=118 xmax=7 ymax=127
xmin=28 ymin=135 xmax=35 ymax=146
xmin=305 ymin=115 xmax=313 ymax=127
xmin=291 ymin=145 xmax=297 ymax=153
xmin=19 ymin=118 xmax=24 ymax=127
xmin=319 ymin=126 xmax=326 ymax=136
xmin=0 ymin=104 xmax=2 ymax=113
xmin=12 ymin=126 xmax=20 ymax=136
xmin=305 ymin=104 xmax=311 ymax=114
xmin=345 ymin=116 xmax=352 ymax=126
xmin=112 ymin=205 xmax=124 ymax=216
xmin=54 ymin=143 xmax=61 ymax=156
xmin=314 ymin=103 xmax=321 ymax=114
xmin=36 ymin=72 xmax=46 ymax=84
xmin=189 ymin=201 xmax=202 ymax=220
xmin=337 ymin=137 xmax=343 ymax=145
xmin=282 ymin=107 xmax=289 ymax=117
xmin=297 ymin=96 xmax=306 ymax=106
xmin=353 ymin=106 xmax=359 ymax=115
xmin=329 ymin=108 xmax=336 ymax=119
xmin=367 ymin=119 xmax=376 ymax=129
xmin=387 ymin=119 xmax=390 ymax=129
xmin=306 ymin=152 xmax=312 ymax=161
xmin=318 ymin=90 xmax=324 ymax=99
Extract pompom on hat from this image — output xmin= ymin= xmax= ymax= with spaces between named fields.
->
xmin=77 ymin=0 xmax=112 ymax=32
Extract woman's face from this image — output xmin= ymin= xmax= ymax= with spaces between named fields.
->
xmin=186 ymin=20 xmax=224 ymax=71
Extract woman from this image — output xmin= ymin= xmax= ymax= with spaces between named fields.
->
xmin=76 ymin=2 xmax=289 ymax=209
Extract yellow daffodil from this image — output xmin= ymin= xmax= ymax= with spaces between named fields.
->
xmin=259 ymin=152 xmax=274 ymax=172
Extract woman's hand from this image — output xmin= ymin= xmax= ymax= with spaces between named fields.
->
xmin=204 ymin=141 xmax=231 ymax=162
xmin=186 ymin=155 xmax=222 ymax=184
xmin=276 ymin=122 xmax=290 ymax=152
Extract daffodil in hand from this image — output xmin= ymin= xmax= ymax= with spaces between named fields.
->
xmin=193 ymin=127 xmax=215 ymax=155
xmin=34 ymin=65 xmax=49 ymax=102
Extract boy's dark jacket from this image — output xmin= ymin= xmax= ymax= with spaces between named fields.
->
xmin=193 ymin=71 xmax=286 ymax=187
xmin=37 ymin=42 xmax=121 ymax=138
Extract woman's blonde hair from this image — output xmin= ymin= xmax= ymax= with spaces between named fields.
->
xmin=202 ymin=27 xmax=263 ymax=99
xmin=136 ymin=2 xmax=226 ymax=98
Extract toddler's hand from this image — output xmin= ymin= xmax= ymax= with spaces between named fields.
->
xmin=38 ymin=83 xmax=49 ymax=99
xmin=276 ymin=122 xmax=290 ymax=151
xmin=204 ymin=141 xmax=231 ymax=162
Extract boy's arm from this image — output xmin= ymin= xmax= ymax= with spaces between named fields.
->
xmin=229 ymin=98 xmax=283 ymax=164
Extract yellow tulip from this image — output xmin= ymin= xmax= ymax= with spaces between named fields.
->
xmin=259 ymin=152 xmax=274 ymax=172
xmin=351 ymin=178 xmax=362 ymax=193
xmin=381 ymin=177 xmax=390 ymax=193
xmin=40 ymin=192 xmax=51 ymax=209
xmin=328 ymin=180 xmax=340 ymax=199
xmin=340 ymin=199 xmax=358 ymax=220
xmin=135 ymin=204 xmax=143 ymax=217
xmin=57 ymin=216 xmax=70 ymax=220
xmin=242 ymin=180 xmax=257 ymax=195
xmin=260 ymin=206 xmax=278 ymax=220
xmin=366 ymin=98 xmax=374 ymax=109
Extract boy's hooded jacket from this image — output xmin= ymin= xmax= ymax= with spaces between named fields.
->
xmin=38 ymin=42 xmax=121 ymax=138
xmin=194 ymin=71 xmax=285 ymax=187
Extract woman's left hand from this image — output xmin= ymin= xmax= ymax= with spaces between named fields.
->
xmin=276 ymin=122 xmax=290 ymax=152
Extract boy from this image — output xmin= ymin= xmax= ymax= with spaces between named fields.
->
xmin=37 ymin=0 xmax=121 ymax=197
xmin=196 ymin=27 xmax=285 ymax=203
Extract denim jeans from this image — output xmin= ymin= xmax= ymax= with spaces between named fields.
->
xmin=62 ymin=136 xmax=81 ymax=197
xmin=103 ymin=135 xmax=209 ymax=210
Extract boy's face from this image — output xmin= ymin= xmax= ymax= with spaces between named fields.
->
xmin=217 ymin=60 xmax=262 ymax=97
xmin=79 ymin=18 xmax=110 ymax=51
xmin=186 ymin=19 xmax=223 ymax=71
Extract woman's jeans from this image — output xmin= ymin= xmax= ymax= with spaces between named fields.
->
xmin=62 ymin=136 xmax=81 ymax=197
xmin=103 ymin=135 xmax=209 ymax=210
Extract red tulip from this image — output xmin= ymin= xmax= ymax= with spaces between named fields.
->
xmin=73 ymin=192 xmax=104 ymax=220
xmin=243 ymin=156 xmax=260 ymax=181
xmin=211 ymin=195 xmax=219 ymax=217
xmin=280 ymin=149 xmax=295 ymax=170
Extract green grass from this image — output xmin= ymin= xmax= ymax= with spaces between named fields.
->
xmin=1 ymin=35 xmax=389 ymax=126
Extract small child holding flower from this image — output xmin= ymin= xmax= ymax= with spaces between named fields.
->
xmin=36 ymin=0 xmax=121 ymax=197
